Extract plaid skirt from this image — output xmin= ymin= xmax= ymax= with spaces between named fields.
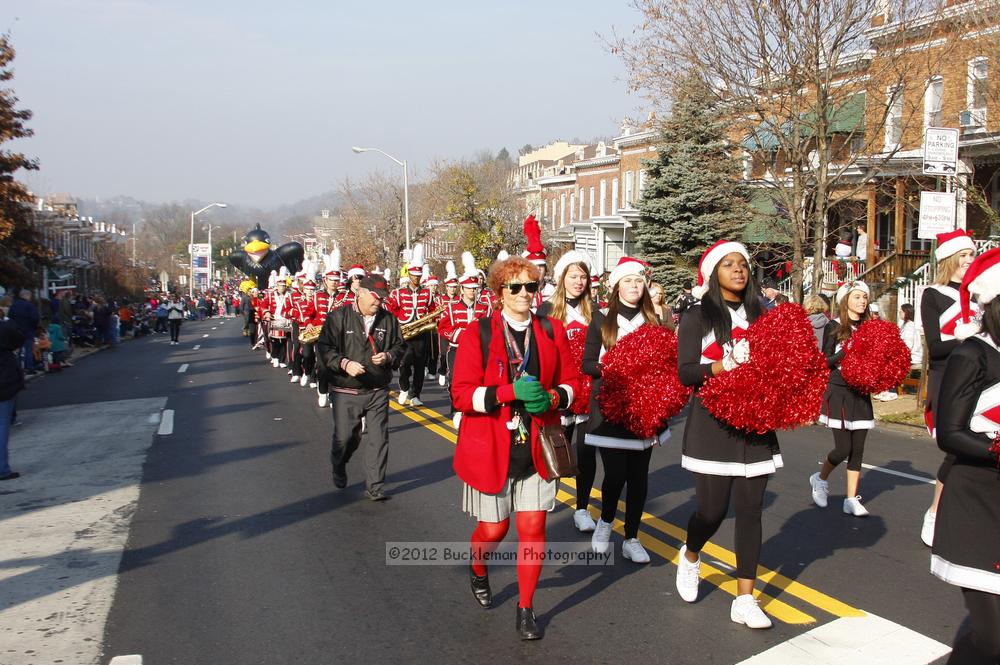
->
xmin=462 ymin=473 xmax=557 ymax=522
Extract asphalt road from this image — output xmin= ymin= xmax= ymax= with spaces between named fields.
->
xmin=14 ymin=318 xmax=969 ymax=664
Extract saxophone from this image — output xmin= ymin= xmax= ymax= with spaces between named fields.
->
xmin=298 ymin=324 xmax=322 ymax=344
xmin=401 ymin=309 xmax=445 ymax=340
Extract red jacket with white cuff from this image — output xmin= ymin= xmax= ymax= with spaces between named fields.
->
xmin=451 ymin=312 xmax=580 ymax=494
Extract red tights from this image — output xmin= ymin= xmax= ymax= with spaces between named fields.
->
xmin=470 ymin=510 xmax=547 ymax=608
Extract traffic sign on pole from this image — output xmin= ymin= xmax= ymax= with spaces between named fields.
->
xmin=922 ymin=127 xmax=959 ymax=175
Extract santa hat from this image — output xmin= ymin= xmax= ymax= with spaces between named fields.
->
xmin=324 ymin=246 xmax=342 ymax=278
xmin=835 ymin=280 xmax=871 ymax=304
xmin=590 ymin=274 xmax=601 ymax=286
xmin=956 ymin=247 xmax=1000 ymax=340
xmin=691 ymin=240 xmax=751 ymax=299
xmin=522 ymin=215 xmax=546 ymax=266
xmin=408 ymin=243 xmax=425 ymax=275
xmin=553 ymin=250 xmax=595 ymax=283
xmin=444 ymin=260 xmax=458 ymax=285
xmin=935 ymin=229 xmax=976 ymax=261
xmin=459 ymin=251 xmax=480 ymax=287
xmin=346 ymin=264 xmax=366 ymax=279
xmin=608 ymin=256 xmax=649 ymax=290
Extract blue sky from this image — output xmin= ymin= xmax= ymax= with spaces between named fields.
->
xmin=2 ymin=0 xmax=640 ymax=207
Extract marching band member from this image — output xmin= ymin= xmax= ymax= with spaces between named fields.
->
xmin=451 ymin=255 xmax=578 ymax=640
xmin=438 ymin=252 xmax=493 ymax=423
xmin=425 ymin=270 xmax=441 ymax=381
xmin=334 ymin=265 xmax=366 ymax=308
xmin=582 ymin=256 xmax=664 ymax=564
xmin=931 ymin=248 xmax=1000 ymax=664
xmin=810 ymin=281 xmax=875 ymax=518
xmin=522 ymin=215 xmax=555 ymax=310
xmin=287 ymin=266 xmax=308 ymax=382
xmin=264 ymin=275 xmax=294 ymax=369
xmin=536 ymin=250 xmax=599 ymax=533
xmin=386 ymin=243 xmax=437 ymax=407
xmin=675 ymin=240 xmax=778 ymax=629
xmin=295 ymin=278 xmax=326 ymax=389
xmin=920 ymin=229 xmax=978 ymax=547
xmin=436 ymin=261 xmax=461 ymax=386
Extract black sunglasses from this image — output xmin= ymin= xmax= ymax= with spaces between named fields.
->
xmin=503 ymin=282 xmax=540 ymax=295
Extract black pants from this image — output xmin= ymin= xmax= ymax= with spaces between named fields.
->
xmin=399 ymin=332 xmax=429 ymax=398
xmin=300 ymin=342 xmax=316 ymax=379
xmin=289 ymin=322 xmax=302 ymax=375
xmin=270 ymin=337 xmax=286 ymax=363
xmin=155 ymin=316 xmax=167 ymax=333
xmin=427 ymin=332 xmax=439 ymax=375
xmin=598 ymin=446 xmax=653 ymax=539
xmin=575 ymin=426 xmax=598 ymax=511
xmin=948 ymin=588 xmax=1000 ymax=664
xmin=331 ymin=389 xmax=390 ymax=492
xmin=827 ymin=429 xmax=868 ymax=471
xmin=168 ymin=319 xmax=181 ymax=342
xmin=243 ymin=311 xmax=254 ymax=336
xmin=438 ymin=335 xmax=449 ymax=376
xmin=686 ymin=473 xmax=768 ymax=580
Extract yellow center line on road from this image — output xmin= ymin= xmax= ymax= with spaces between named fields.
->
xmin=389 ymin=395 xmax=863 ymax=624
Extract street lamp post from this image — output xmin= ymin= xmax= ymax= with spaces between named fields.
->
xmin=206 ymin=224 xmax=222 ymax=289
xmin=189 ymin=202 xmax=227 ymax=297
xmin=351 ymin=146 xmax=410 ymax=254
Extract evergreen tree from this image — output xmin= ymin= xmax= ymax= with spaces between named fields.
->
xmin=636 ymin=75 xmax=751 ymax=293
xmin=0 ymin=34 xmax=48 ymax=287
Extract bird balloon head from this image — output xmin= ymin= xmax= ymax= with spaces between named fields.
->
xmin=243 ymin=224 xmax=272 ymax=259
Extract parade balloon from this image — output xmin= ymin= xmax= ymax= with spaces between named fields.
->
xmin=228 ymin=224 xmax=304 ymax=289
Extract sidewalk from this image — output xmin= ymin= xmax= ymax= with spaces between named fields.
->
xmin=872 ymin=393 xmax=928 ymax=433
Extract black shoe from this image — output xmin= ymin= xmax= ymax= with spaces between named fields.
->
xmin=365 ymin=488 xmax=389 ymax=501
xmin=516 ymin=607 xmax=543 ymax=640
xmin=332 ymin=465 xmax=347 ymax=489
xmin=0 ymin=472 xmax=21 ymax=481
xmin=470 ymin=565 xmax=492 ymax=608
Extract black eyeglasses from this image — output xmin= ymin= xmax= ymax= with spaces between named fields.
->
xmin=503 ymin=282 xmax=540 ymax=295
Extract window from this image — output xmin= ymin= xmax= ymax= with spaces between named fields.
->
xmin=589 ymin=187 xmax=595 ymax=218
xmin=638 ymin=169 xmax=647 ymax=195
xmin=578 ymin=188 xmax=584 ymax=219
xmin=849 ymin=134 xmax=866 ymax=155
xmin=570 ymin=193 xmax=576 ymax=223
xmin=599 ymin=180 xmax=607 ymax=216
xmin=560 ymin=193 xmax=566 ymax=227
xmin=968 ymin=58 xmax=988 ymax=128
xmin=925 ymin=77 xmax=943 ymax=129
xmin=625 ymin=171 xmax=635 ymax=207
xmin=886 ymin=86 xmax=903 ymax=149
xmin=611 ymin=178 xmax=619 ymax=214
xmin=543 ymin=199 xmax=549 ymax=222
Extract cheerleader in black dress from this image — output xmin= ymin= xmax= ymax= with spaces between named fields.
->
xmin=810 ymin=281 xmax=874 ymax=517
xmin=675 ymin=240 xmax=779 ymax=629
xmin=920 ymin=229 xmax=977 ymax=547
xmin=932 ymin=248 xmax=1000 ymax=665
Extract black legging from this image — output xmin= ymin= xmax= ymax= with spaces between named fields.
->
xmin=947 ymin=588 xmax=1000 ymax=664
xmin=598 ymin=446 xmax=652 ymax=539
xmin=827 ymin=429 xmax=868 ymax=471
xmin=575 ymin=426 xmax=598 ymax=512
xmin=168 ymin=319 xmax=181 ymax=342
xmin=300 ymin=342 xmax=316 ymax=378
xmin=686 ymin=473 xmax=768 ymax=579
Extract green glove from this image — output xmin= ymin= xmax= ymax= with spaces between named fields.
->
xmin=524 ymin=391 xmax=552 ymax=415
xmin=513 ymin=375 xmax=546 ymax=402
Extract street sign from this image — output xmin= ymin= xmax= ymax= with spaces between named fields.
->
xmin=922 ymin=127 xmax=959 ymax=175
xmin=918 ymin=191 xmax=956 ymax=239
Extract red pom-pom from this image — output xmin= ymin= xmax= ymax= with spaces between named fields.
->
xmin=565 ymin=332 xmax=592 ymax=415
xmin=700 ymin=303 xmax=830 ymax=434
xmin=598 ymin=325 xmax=690 ymax=438
xmin=839 ymin=318 xmax=910 ymax=394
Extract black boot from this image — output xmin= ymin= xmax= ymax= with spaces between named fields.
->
xmin=516 ymin=607 xmax=542 ymax=640
xmin=469 ymin=565 xmax=492 ymax=608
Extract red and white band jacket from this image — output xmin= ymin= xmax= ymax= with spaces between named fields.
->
xmin=332 ymin=290 xmax=356 ymax=309
xmin=264 ymin=290 xmax=295 ymax=339
xmin=295 ymin=291 xmax=330 ymax=327
xmin=437 ymin=298 xmax=493 ymax=347
xmin=385 ymin=286 xmax=437 ymax=324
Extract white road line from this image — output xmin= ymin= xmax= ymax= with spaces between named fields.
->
xmin=212 ymin=326 xmax=217 ymax=330
xmin=193 ymin=344 xmax=201 ymax=350
xmin=157 ymin=409 xmax=174 ymax=435
xmin=202 ymin=333 xmax=210 ymax=338
xmin=862 ymin=463 xmax=935 ymax=484
xmin=177 ymin=364 xmax=189 ymax=373
xmin=735 ymin=613 xmax=949 ymax=665
xmin=110 ymin=656 xmax=144 ymax=665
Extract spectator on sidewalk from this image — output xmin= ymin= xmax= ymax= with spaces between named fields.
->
xmin=166 ymin=294 xmax=185 ymax=345
xmin=0 ymin=317 xmax=26 ymax=481
xmin=155 ymin=301 xmax=168 ymax=333
xmin=8 ymin=290 xmax=39 ymax=374
xmin=48 ymin=319 xmax=68 ymax=367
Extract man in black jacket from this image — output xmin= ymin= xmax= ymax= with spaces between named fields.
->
xmin=316 ymin=274 xmax=406 ymax=500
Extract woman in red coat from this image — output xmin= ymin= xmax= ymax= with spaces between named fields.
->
xmin=451 ymin=256 xmax=579 ymax=641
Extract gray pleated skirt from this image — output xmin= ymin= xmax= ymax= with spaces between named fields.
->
xmin=462 ymin=473 xmax=557 ymax=522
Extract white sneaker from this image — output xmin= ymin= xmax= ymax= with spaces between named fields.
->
xmin=452 ymin=412 xmax=462 ymax=430
xmin=361 ymin=416 xmax=366 ymax=433
xmin=427 ymin=372 xmax=436 ymax=380
xmin=265 ymin=352 xmax=271 ymax=360
xmin=290 ymin=375 xmax=300 ymax=383
xmin=271 ymin=358 xmax=279 ymax=368
xmin=591 ymin=519 xmax=613 ymax=554
xmin=318 ymin=393 xmax=329 ymax=408
xmin=299 ymin=374 xmax=309 ymax=387
xmin=309 ymin=381 xmax=317 ymax=388
xmin=921 ymin=509 xmax=936 ymax=547
xmin=843 ymin=496 xmax=870 ymax=517
xmin=573 ymin=509 xmax=597 ymax=532
xmin=809 ymin=472 xmax=829 ymax=508
xmin=622 ymin=538 xmax=650 ymax=564
xmin=279 ymin=363 xmax=287 ymax=368
xmin=397 ymin=390 xmax=409 ymax=406
xmin=675 ymin=545 xmax=701 ymax=603
xmin=731 ymin=594 xmax=772 ymax=629
xmin=410 ymin=397 xmax=424 ymax=407
xmin=438 ymin=374 xmax=447 ymax=387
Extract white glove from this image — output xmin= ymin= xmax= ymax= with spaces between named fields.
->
xmin=721 ymin=338 xmax=751 ymax=372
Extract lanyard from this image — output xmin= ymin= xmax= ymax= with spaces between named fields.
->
xmin=501 ymin=320 xmax=532 ymax=380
